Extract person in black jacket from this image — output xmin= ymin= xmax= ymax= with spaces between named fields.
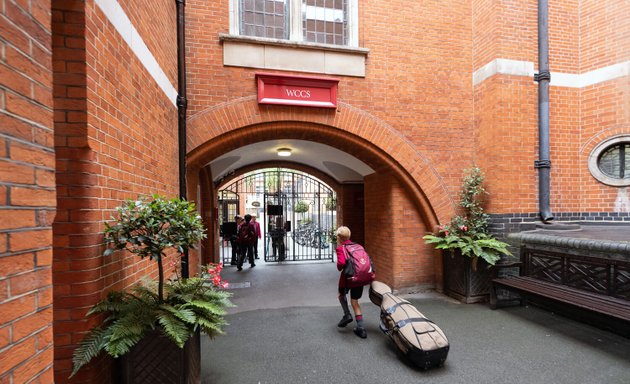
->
xmin=229 ymin=215 xmax=242 ymax=265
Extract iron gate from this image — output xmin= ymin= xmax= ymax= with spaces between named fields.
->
xmin=218 ymin=168 xmax=336 ymax=264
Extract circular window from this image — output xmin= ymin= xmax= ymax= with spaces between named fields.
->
xmin=588 ymin=135 xmax=630 ymax=186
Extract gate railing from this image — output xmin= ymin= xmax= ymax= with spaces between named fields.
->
xmin=218 ymin=169 xmax=336 ymax=264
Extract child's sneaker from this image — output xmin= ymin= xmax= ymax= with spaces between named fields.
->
xmin=337 ymin=314 xmax=353 ymax=327
xmin=353 ymin=327 xmax=367 ymax=338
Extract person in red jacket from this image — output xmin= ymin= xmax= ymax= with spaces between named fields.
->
xmin=335 ymin=226 xmax=367 ymax=338
xmin=237 ymin=214 xmax=256 ymax=271
xmin=251 ymin=214 xmax=262 ymax=259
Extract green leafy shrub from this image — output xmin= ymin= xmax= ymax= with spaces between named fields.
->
xmin=71 ymin=196 xmax=233 ymax=377
xmin=423 ymin=167 xmax=511 ymax=266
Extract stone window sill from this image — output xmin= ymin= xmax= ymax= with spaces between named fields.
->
xmin=219 ymin=34 xmax=369 ymax=77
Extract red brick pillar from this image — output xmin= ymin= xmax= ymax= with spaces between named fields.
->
xmin=51 ymin=1 xmax=113 ymax=382
xmin=0 ymin=0 xmax=55 ymax=382
xmin=364 ymin=171 xmax=435 ymax=292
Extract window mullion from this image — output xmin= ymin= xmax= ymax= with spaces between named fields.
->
xmin=620 ymin=145 xmax=626 ymax=179
xmin=348 ymin=0 xmax=358 ymax=47
xmin=230 ymin=0 xmax=239 ymax=35
xmin=289 ymin=0 xmax=303 ymax=41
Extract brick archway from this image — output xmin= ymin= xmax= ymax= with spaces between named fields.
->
xmin=187 ymin=96 xmax=454 ymax=227
xmin=186 ymin=98 xmax=455 ymax=290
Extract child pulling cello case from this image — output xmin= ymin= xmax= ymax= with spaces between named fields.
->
xmin=379 ymin=292 xmax=449 ymax=369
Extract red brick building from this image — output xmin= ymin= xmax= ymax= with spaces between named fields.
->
xmin=0 ymin=0 xmax=627 ymax=382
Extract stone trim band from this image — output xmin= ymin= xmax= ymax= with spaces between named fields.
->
xmin=473 ymin=58 xmax=629 ymax=88
xmin=94 ymin=0 xmax=178 ymax=106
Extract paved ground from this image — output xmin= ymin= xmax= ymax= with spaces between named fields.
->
xmin=200 ymin=261 xmax=630 ymax=384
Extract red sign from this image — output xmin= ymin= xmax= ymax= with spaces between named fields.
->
xmin=256 ymin=73 xmax=339 ymax=108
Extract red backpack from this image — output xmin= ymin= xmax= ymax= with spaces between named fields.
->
xmin=238 ymin=222 xmax=256 ymax=244
xmin=342 ymin=242 xmax=376 ymax=287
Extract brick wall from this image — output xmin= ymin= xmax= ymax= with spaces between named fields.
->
xmin=50 ymin=1 xmax=180 ymax=382
xmin=364 ymin=171 xmax=435 ymax=292
xmin=118 ymin=0 xmax=177 ymax=88
xmin=474 ymin=0 xmax=629 ymax=219
xmin=475 ymin=76 xmax=540 ymax=214
xmin=0 ymin=0 xmax=55 ymax=382
xmin=473 ymin=0 xmax=549 ymax=215
xmin=578 ymin=0 xmax=629 ymax=212
xmin=363 ymin=172 xmax=397 ymax=289
xmin=580 ymin=0 xmax=628 ymax=70
xmin=185 ymin=0 xmax=476 ymax=196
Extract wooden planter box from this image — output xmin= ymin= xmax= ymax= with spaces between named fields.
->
xmin=119 ymin=329 xmax=200 ymax=384
xmin=443 ymin=251 xmax=492 ymax=303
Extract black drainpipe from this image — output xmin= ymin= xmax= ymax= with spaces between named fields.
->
xmin=176 ymin=0 xmax=190 ymax=277
xmin=534 ymin=0 xmax=553 ymax=223
xmin=176 ymin=5 xmax=200 ymax=376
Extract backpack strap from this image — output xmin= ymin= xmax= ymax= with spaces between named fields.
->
xmin=342 ymin=242 xmax=357 ymax=259
xmin=343 ymin=242 xmax=361 ymax=257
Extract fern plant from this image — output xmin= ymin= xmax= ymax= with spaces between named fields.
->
xmin=71 ymin=196 xmax=233 ymax=377
xmin=423 ymin=167 xmax=511 ymax=266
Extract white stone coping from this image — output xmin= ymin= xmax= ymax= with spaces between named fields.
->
xmin=473 ymin=58 xmax=629 ymax=88
xmin=95 ymin=0 xmax=178 ymax=107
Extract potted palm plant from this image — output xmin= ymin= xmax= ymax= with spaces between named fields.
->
xmin=423 ymin=167 xmax=511 ymax=303
xmin=71 ymin=195 xmax=233 ymax=383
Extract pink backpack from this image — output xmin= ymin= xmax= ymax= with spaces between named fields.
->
xmin=343 ymin=242 xmax=376 ymax=287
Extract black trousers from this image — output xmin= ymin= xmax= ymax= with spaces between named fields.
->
xmin=230 ymin=238 xmax=239 ymax=265
xmin=238 ymin=243 xmax=254 ymax=267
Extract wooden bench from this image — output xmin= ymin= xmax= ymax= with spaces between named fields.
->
xmin=490 ymin=248 xmax=630 ymax=337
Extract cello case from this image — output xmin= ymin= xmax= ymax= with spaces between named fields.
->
xmin=369 ymin=281 xmax=393 ymax=306
xmin=379 ymin=293 xmax=449 ymax=369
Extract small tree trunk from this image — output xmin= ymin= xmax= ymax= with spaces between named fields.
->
xmin=157 ymin=256 xmax=164 ymax=302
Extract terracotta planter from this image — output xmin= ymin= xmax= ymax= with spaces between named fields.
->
xmin=119 ymin=329 xmax=200 ymax=384
xmin=443 ymin=251 xmax=492 ymax=303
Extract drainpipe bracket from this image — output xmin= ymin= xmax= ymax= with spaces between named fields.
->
xmin=177 ymin=95 xmax=187 ymax=108
xmin=534 ymin=160 xmax=551 ymax=169
xmin=534 ymin=71 xmax=551 ymax=82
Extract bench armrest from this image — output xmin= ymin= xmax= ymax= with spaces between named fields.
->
xmin=490 ymin=260 xmax=522 ymax=278
xmin=489 ymin=261 xmax=523 ymax=309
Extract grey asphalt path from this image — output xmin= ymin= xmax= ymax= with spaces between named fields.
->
xmin=201 ymin=261 xmax=630 ymax=384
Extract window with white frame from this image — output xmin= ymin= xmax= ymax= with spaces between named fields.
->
xmin=599 ymin=144 xmax=630 ymax=180
xmin=588 ymin=135 xmax=630 ymax=187
xmin=233 ymin=0 xmax=358 ymax=47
